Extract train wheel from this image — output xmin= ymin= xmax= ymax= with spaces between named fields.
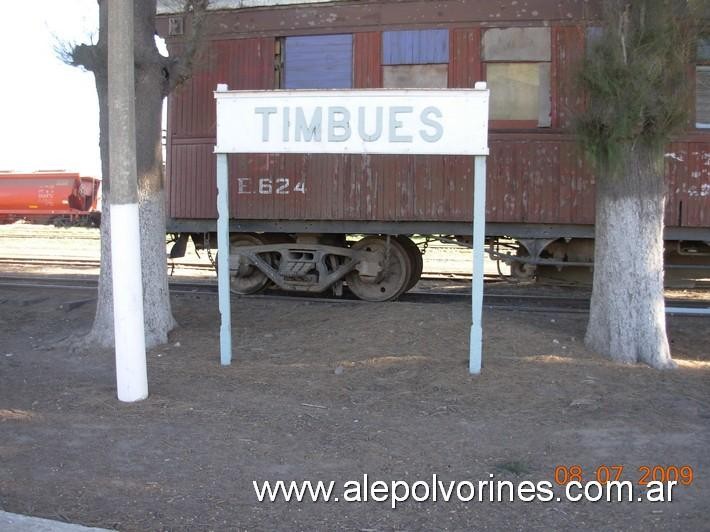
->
xmin=346 ymin=236 xmax=411 ymax=302
xmin=395 ymin=236 xmax=423 ymax=291
xmin=227 ymin=234 xmax=271 ymax=294
xmin=510 ymin=249 xmax=535 ymax=280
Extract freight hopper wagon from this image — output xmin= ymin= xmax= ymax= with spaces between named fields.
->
xmin=0 ymin=171 xmax=100 ymax=226
xmin=157 ymin=0 xmax=710 ymax=301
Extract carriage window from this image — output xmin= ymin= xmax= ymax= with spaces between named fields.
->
xmin=698 ymin=68 xmax=710 ymax=129
xmin=697 ymin=37 xmax=710 ymax=129
xmin=585 ymin=26 xmax=604 ymax=49
xmin=283 ymin=34 xmax=353 ymax=89
xmin=382 ymin=29 xmax=449 ymax=88
xmin=482 ymin=27 xmax=551 ymax=127
xmin=383 ymin=64 xmax=448 ymax=88
xmin=486 ymin=63 xmax=551 ymax=124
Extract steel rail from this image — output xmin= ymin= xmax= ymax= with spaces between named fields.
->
xmin=0 ymin=256 xmax=499 ymax=281
xmin=1 ymin=274 xmax=708 ymax=314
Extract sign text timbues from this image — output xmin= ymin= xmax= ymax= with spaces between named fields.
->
xmin=215 ymin=90 xmax=489 ymax=156
xmin=255 ymin=105 xmax=443 ymax=144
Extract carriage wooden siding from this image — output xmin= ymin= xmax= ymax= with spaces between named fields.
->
xmin=166 ymin=25 xmax=710 ymax=230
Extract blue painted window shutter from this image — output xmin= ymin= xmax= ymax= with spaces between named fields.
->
xmin=284 ymin=34 xmax=353 ymax=89
xmin=382 ymin=29 xmax=449 ymax=65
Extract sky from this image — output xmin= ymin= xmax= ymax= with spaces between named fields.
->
xmin=0 ymin=1 xmax=103 ymax=177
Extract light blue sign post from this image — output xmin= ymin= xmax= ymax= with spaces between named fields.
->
xmin=213 ymin=84 xmax=489 ymax=371
xmin=216 ymin=152 xmax=231 ymax=366
xmin=469 ymin=155 xmax=487 ymax=374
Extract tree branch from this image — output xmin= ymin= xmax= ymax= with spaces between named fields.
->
xmin=619 ymin=3 xmax=631 ymax=65
xmin=162 ymin=0 xmax=210 ymax=96
xmin=67 ymin=42 xmax=102 ymax=73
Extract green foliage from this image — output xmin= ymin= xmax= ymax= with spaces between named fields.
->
xmin=575 ymin=0 xmax=699 ymax=173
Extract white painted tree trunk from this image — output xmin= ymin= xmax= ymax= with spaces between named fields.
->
xmin=80 ymin=192 xmax=176 ymax=350
xmin=138 ymin=188 xmax=177 ymax=347
xmin=585 ymin=147 xmax=675 ymax=369
xmin=81 ymin=200 xmax=115 ymax=349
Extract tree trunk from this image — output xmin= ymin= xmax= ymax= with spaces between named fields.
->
xmin=78 ymin=0 xmax=176 ymax=350
xmin=81 ymin=200 xmax=115 ymax=349
xmin=138 ymin=187 xmax=177 ymax=347
xmin=585 ymin=145 xmax=675 ymax=369
xmin=133 ymin=3 xmax=178 ymax=346
xmin=77 ymin=40 xmax=115 ymax=349
xmin=82 ymin=190 xmax=176 ymax=350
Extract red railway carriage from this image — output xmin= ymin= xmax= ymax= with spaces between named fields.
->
xmin=157 ymin=0 xmax=710 ymax=300
xmin=0 ymin=171 xmax=101 ymax=225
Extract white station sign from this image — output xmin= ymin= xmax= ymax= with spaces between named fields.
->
xmin=214 ymin=88 xmax=489 ymax=156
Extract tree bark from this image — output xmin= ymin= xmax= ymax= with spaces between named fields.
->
xmin=134 ymin=0 xmax=178 ymax=347
xmin=76 ymin=0 xmax=177 ymax=349
xmin=81 ymin=192 xmax=175 ymax=350
xmin=75 ymin=8 xmax=114 ymax=348
xmin=585 ymin=145 xmax=675 ymax=369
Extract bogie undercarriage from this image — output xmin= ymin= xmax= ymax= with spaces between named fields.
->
xmin=488 ymin=237 xmax=710 ymax=283
xmin=210 ymin=233 xmax=425 ymax=302
xmin=168 ymin=231 xmax=710 ymax=300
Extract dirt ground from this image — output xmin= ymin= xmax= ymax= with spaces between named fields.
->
xmin=1 ymin=226 xmax=709 ymax=531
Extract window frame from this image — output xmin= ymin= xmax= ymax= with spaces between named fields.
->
xmin=380 ymin=28 xmax=450 ymax=90
xmin=695 ymin=35 xmax=710 ymax=130
xmin=280 ymin=33 xmax=354 ymax=90
xmin=483 ymin=61 xmax=551 ymax=129
xmin=481 ymin=27 xmax=553 ymax=130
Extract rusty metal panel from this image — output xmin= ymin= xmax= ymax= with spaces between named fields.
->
xmin=169 ymin=143 xmax=218 ymax=219
xmin=157 ymin=0 xmax=347 ymax=14
xmin=354 ymin=32 xmax=382 ymax=88
xmin=554 ymin=25 xmax=586 ymax=129
xmin=168 ymin=38 xmax=275 ymax=139
xmin=487 ymin=141 xmax=516 ymax=222
xmin=533 ymin=141 xmax=560 ymax=221
xmin=169 ymin=133 xmax=706 ymax=230
xmin=449 ymin=28 xmax=481 ymax=88
xmin=447 ymin=155 xmax=473 ymax=220
xmin=664 ymin=141 xmax=710 ymax=229
xmin=167 ymin=37 xmax=275 ymax=218
xmin=170 ymin=139 xmax=561 ymax=224
xmin=486 ymin=137 xmax=595 ymax=225
xmin=159 ymin=1 xmax=600 ymax=41
xmin=682 ymin=143 xmax=710 ymax=227
xmin=220 ymin=153 xmax=476 ymax=222
xmin=558 ymin=141 xmax=594 ymax=224
xmin=229 ymin=153 xmax=348 ymax=220
xmin=644 ymin=141 xmax=710 ymax=230
xmin=665 ymin=143 xmax=686 ymax=228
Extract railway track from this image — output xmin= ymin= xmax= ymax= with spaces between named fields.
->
xmin=0 ymin=256 xmax=215 ymax=271
xmin=3 ymin=256 xmax=708 ymax=292
xmin=0 ymin=233 xmax=100 ymax=240
xmin=1 ymin=273 xmax=708 ymax=314
xmin=0 ymin=256 xmax=222 ymax=272
xmin=0 ymin=257 xmax=103 ymax=267
xmin=0 ymin=255 xmax=484 ymax=279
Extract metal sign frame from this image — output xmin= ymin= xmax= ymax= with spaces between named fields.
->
xmin=213 ymin=84 xmax=490 ymax=374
